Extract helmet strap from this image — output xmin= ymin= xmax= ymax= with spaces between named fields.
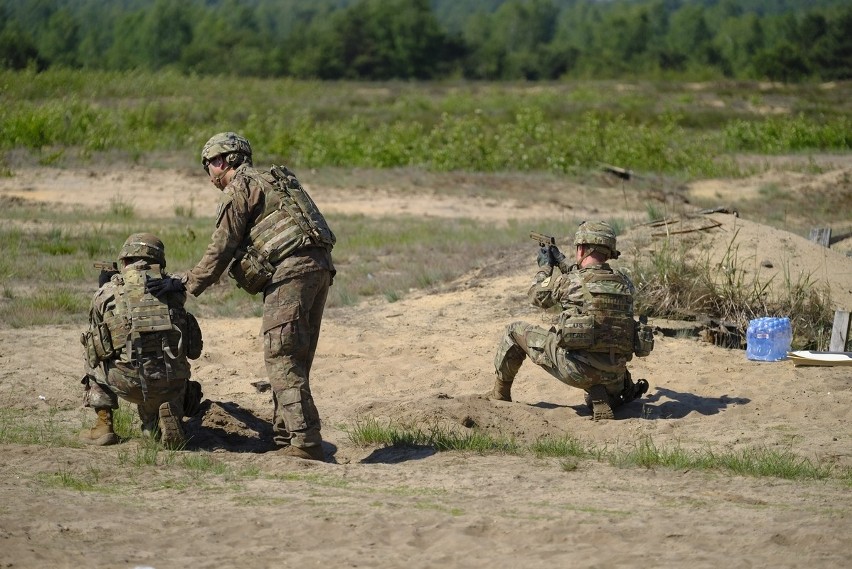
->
xmin=212 ymin=164 xmax=233 ymax=189
xmin=578 ymin=245 xmax=610 ymax=265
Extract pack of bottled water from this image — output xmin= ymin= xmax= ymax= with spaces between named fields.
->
xmin=746 ymin=317 xmax=792 ymax=361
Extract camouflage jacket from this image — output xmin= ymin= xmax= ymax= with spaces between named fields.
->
xmin=528 ymin=262 xmax=635 ymax=372
xmin=87 ymin=261 xmax=195 ymax=382
xmin=183 ymin=163 xmax=334 ymax=297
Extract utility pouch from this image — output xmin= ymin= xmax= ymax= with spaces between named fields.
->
xmin=634 ymin=317 xmax=655 ymax=357
xmin=229 ymin=246 xmax=275 ymax=295
xmin=81 ymin=321 xmax=115 ymax=367
xmin=557 ymin=313 xmax=594 ymax=350
xmin=81 ymin=331 xmax=100 ymax=368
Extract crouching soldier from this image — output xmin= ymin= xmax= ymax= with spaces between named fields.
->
xmin=489 ymin=221 xmax=654 ymax=420
xmin=79 ymin=233 xmax=204 ymax=448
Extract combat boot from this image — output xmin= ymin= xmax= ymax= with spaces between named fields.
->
xmin=279 ymin=444 xmax=325 ymax=461
xmin=157 ymin=401 xmax=186 ymax=449
xmin=611 ymin=371 xmax=650 ymax=408
xmin=490 ymin=378 xmax=513 ymax=402
xmin=79 ymin=408 xmax=119 ymax=446
xmin=586 ymin=385 xmax=614 ymax=421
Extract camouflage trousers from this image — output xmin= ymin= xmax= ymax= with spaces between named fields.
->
xmin=82 ymin=361 xmax=187 ymax=431
xmin=263 ymin=269 xmax=331 ymax=449
xmin=494 ymin=321 xmax=626 ymax=395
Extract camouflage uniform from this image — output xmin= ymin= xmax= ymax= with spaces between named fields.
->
xmin=83 ymin=265 xmax=194 ymax=429
xmin=492 ymin=221 xmax=649 ymax=420
xmin=80 ymin=234 xmax=203 ymax=445
xmin=494 ymin=265 xmax=634 ymax=391
xmin=181 ymin=133 xmax=334 ymax=455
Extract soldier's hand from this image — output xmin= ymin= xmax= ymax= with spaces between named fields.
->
xmin=145 ymin=276 xmax=186 ymax=299
xmin=536 ymin=247 xmax=552 ymax=267
xmin=98 ymin=269 xmax=118 ymax=287
xmin=549 ymin=245 xmax=566 ymax=267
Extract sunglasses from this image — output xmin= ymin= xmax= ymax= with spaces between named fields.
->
xmin=202 ymin=155 xmax=226 ymax=174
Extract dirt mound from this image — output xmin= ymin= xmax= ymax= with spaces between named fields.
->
xmin=184 ymin=400 xmax=273 ymax=453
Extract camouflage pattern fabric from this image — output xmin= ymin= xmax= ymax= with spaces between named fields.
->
xmin=182 ymin=163 xmax=334 ymax=297
xmin=82 ymin=261 xmax=196 ymax=431
xmin=263 ymin=269 xmax=330 ymax=449
xmin=493 ymin=261 xmax=635 ymax=395
xmin=494 ymin=321 xmax=625 ymax=394
xmin=180 ymin=162 xmax=334 ymax=451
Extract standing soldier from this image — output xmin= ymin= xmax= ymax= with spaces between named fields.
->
xmin=80 ymin=233 xmax=204 ymax=447
xmin=489 ymin=221 xmax=653 ymax=420
xmin=148 ymin=132 xmax=335 ymax=461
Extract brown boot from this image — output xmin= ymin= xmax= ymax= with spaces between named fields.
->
xmin=487 ymin=377 xmax=513 ymax=402
xmin=279 ymin=444 xmax=325 ymax=461
xmin=587 ymin=385 xmax=614 ymax=421
xmin=79 ymin=408 xmax=119 ymax=446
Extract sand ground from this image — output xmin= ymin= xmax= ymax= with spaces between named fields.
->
xmin=1 ymin=164 xmax=851 ymax=569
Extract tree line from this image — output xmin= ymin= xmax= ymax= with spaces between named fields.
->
xmin=2 ymin=0 xmax=850 ymax=82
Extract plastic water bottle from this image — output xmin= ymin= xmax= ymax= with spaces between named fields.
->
xmin=746 ymin=317 xmax=792 ymax=361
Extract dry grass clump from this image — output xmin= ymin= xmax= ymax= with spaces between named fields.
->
xmin=631 ymin=231 xmax=834 ymax=350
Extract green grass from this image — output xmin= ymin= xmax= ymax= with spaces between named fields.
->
xmin=348 ymin=416 xmax=520 ymax=454
xmin=0 ymin=406 xmax=78 ymax=447
xmin=3 ymin=70 xmax=852 ymax=178
xmin=40 ymin=467 xmax=111 ymax=493
xmin=349 ymin=419 xmax=851 ymax=483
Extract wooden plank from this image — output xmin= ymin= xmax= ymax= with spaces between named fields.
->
xmin=809 ymin=227 xmax=832 ymax=247
xmin=830 ymin=310 xmax=851 ymax=352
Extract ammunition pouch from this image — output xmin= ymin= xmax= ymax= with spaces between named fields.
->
xmin=229 ymin=246 xmax=275 ymax=295
xmin=556 ymin=314 xmax=594 ymax=350
xmin=634 ymin=319 xmax=655 ymax=357
xmin=81 ymin=322 xmax=115 ymax=368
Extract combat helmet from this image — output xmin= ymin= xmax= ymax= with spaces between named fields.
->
xmin=118 ymin=233 xmax=166 ymax=267
xmin=574 ymin=221 xmax=620 ymax=260
xmin=201 ymin=132 xmax=252 ymax=171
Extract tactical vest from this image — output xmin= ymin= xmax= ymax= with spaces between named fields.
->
xmin=82 ymin=265 xmax=202 ymax=392
xmin=229 ymin=165 xmax=336 ymax=295
xmin=556 ymin=268 xmax=635 ymax=356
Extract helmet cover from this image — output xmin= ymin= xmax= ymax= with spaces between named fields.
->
xmin=200 ymin=132 xmax=252 ymax=166
xmin=573 ymin=221 xmax=620 ymax=259
xmin=118 ymin=233 xmax=166 ymax=267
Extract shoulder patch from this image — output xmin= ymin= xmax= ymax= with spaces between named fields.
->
xmin=215 ymin=191 xmax=235 ymax=222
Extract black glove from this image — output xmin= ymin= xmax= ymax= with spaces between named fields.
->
xmin=549 ymin=245 xmax=566 ymax=267
xmin=98 ymin=269 xmax=118 ymax=287
xmin=537 ymin=247 xmax=553 ymax=268
xmin=145 ymin=276 xmax=186 ymax=299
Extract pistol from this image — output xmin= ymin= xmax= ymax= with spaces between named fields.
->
xmin=529 ymin=231 xmax=556 ymax=247
xmin=94 ymin=261 xmax=119 ymax=287
xmin=93 ymin=261 xmax=119 ymax=272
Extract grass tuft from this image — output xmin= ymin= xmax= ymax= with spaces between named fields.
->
xmin=632 ymin=230 xmax=834 ymax=349
xmin=349 ymin=419 xmax=851 ymax=483
xmin=347 ymin=417 xmax=520 ymax=454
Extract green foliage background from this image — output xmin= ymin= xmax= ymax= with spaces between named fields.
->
xmin=2 ymin=70 xmax=851 ymax=178
xmin=2 ymin=0 xmax=851 ymax=82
